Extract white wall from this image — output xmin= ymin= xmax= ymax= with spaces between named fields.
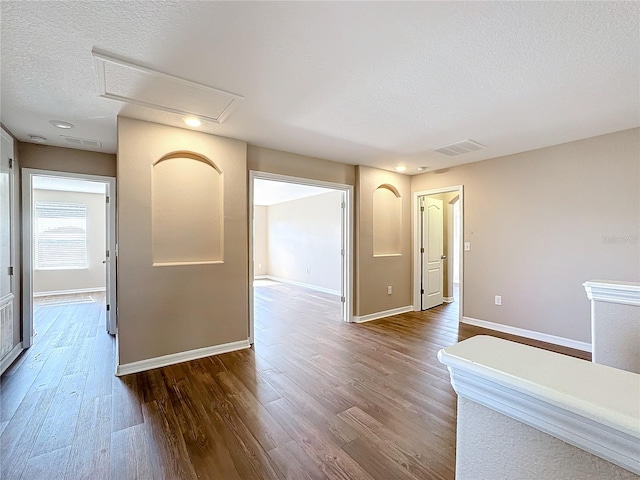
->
xmin=33 ymin=189 xmax=106 ymax=295
xmin=254 ymin=205 xmax=268 ymax=276
xmin=265 ymin=191 xmax=342 ymax=293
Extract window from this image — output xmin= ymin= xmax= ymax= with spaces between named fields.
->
xmin=34 ymin=202 xmax=87 ymax=269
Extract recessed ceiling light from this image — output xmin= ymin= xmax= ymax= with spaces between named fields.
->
xmin=417 ymin=166 xmax=430 ymax=172
xmin=29 ymin=135 xmax=47 ymax=143
xmin=184 ymin=117 xmax=201 ymax=127
xmin=49 ymin=120 xmax=75 ymax=129
xmin=395 ymin=166 xmax=407 ymax=172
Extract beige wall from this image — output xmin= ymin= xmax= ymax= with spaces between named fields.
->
xmin=356 ymin=166 xmax=412 ymax=316
xmin=248 ymin=145 xmax=355 ymax=186
xmin=117 ymin=117 xmax=248 ymax=365
xmin=266 ymin=191 xmax=343 ymax=293
xmin=412 ymin=128 xmax=640 ymax=343
xmin=33 ymin=189 xmax=106 ymax=294
xmin=18 ymin=143 xmax=116 ymax=177
xmin=254 ymin=205 xmax=268 ymax=276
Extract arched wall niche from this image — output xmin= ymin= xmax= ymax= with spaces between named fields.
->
xmin=152 ymin=150 xmax=224 ymax=266
xmin=373 ymin=183 xmax=402 ymax=256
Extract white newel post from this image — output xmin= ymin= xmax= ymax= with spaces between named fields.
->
xmin=583 ymin=280 xmax=640 ymax=374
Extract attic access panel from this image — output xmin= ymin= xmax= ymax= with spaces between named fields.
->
xmin=92 ymin=50 xmax=243 ymax=123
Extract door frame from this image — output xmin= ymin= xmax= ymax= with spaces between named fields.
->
xmin=0 ymin=127 xmax=21 ymax=374
xmin=412 ymin=185 xmax=464 ymax=323
xmin=248 ymin=171 xmax=354 ymax=344
xmin=21 ymin=169 xmax=117 ymax=347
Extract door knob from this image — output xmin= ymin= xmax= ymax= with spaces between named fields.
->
xmin=441 ymin=255 xmax=447 ymax=260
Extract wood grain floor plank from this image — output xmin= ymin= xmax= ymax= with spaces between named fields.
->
xmin=31 ymin=372 xmax=86 ymax=457
xmin=65 ymin=395 xmax=112 ymax=480
xmin=110 ymin=423 xmax=156 ymax=480
xmin=20 ymin=446 xmax=71 ymax=480
xmin=141 ymin=399 xmax=199 ymax=480
xmin=0 ymin=387 xmax=57 ymax=479
xmin=266 ymin=397 xmax=375 ymax=480
xmin=339 ymin=406 xmax=453 ymax=480
xmin=268 ymin=440 xmax=330 ymax=480
xmin=215 ymin=369 xmax=293 ymax=451
xmin=111 ymin=374 xmax=144 ymax=433
xmin=0 ymin=285 xmax=590 ymax=480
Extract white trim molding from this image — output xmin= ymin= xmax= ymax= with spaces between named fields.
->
xmin=444 ymin=297 xmax=454 ymax=303
xmin=259 ymin=275 xmax=341 ymax=296
xmin=353 ymin=305 xmax=413 ymax=323
xmin=438 ymin=336 xmax=640 ymax=475
xmin=0 ymin=343 xmax=24 ymax=375
xmin=462 ymin=316 xmax=591 ymax=352
xmin=33 ymin=287 xmax=106 ymax=298
xmin=583 ymin=280 xmax=640 ymax=307
xmin=116 ymin=339 xmax=250 ymax=376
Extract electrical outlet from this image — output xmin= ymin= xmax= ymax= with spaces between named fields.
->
xmin=306 ymin=268 xmax=312 ymax=275
xmin=495 ymin=295 xmax=502 ymax=306
xmin=464 ymin=242 xmax=471 ymax=251
xmin=387 ymin=285 xmax=393 ymax=295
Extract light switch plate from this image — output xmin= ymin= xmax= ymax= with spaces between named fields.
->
xmin=464 ymin=242 xmax=471 ymax=251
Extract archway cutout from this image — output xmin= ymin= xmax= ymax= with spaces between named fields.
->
xmin=151 ymin=151 xmax=224 ymax=266
xmin=373 ymin=183 xmax=402 ymax=256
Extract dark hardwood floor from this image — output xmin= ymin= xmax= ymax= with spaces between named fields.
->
xmin=1 ymin=283 xmax=589 ymax=479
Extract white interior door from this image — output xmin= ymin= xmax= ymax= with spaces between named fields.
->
xmin=421 ymin=196 xmax=444 ymax=310
xmin=1 ymin=128 xmax=18 ymax=360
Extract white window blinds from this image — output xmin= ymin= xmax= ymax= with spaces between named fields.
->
xmin=34 ymin=202 xmax=87 ymax=269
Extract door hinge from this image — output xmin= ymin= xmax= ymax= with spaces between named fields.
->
xmin=341 ymin=201 xmax=345 ymax=209
xmin=421 ymin=289 xmax=425 ymax=294
xmin=420 ymin=247 xmax=424 ymax=253
xmin=106 ymin=196 xmax=110 ymax=204
xmin=420 ymin=206 xmax=424 ymax=212
xmin=9 ymin=158 xmax=14 ymax=169
xmin=340 ymin=296 xmax=346 ymax=303
xmin=106 ymin=304 xmax=110 ymax=311
xmin=8 ymin=266 xmax=14 ymax=275
xmin=106 ymin=250 xmax=110 ymax=258
xmin=341 ymin=249 xmax=345 ymax=256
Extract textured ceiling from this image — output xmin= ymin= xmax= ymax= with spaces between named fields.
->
xmin=1 ymin=2 xmax=638 ymax=174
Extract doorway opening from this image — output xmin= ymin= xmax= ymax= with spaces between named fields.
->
xmin=248 ymin=171 xmax=353 ymax=344
xmin=22 ymin=170 xmax=117 ymax=350
xmin=413 ymin=185 xmax=463 ymax=322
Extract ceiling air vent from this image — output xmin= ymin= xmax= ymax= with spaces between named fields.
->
xmin=61 ymin=135 xmax=102 ymax=148
xmin=433 ymin=139 xmax=486 ymax=157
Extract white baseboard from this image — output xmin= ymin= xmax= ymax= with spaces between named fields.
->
xmin=259 ymin=275 xmax=341 ymax=296
xmin=353 ymin=305 xmax=413 ymax=323
xmin=1 ymin=343 xmax=24 ymax=375
xmin=34 ymin=287 xmax=106 ymax=298
xmin=444 ymin=296 xmax=454 ymax=303
xmin=116 ymin=339 xmax=250 ymax=376
xmin=462 ymin=316 xmax=592 ymax=353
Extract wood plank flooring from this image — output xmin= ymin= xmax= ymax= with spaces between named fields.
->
xmin=1 ymin=283 xmax=589 ymax=479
